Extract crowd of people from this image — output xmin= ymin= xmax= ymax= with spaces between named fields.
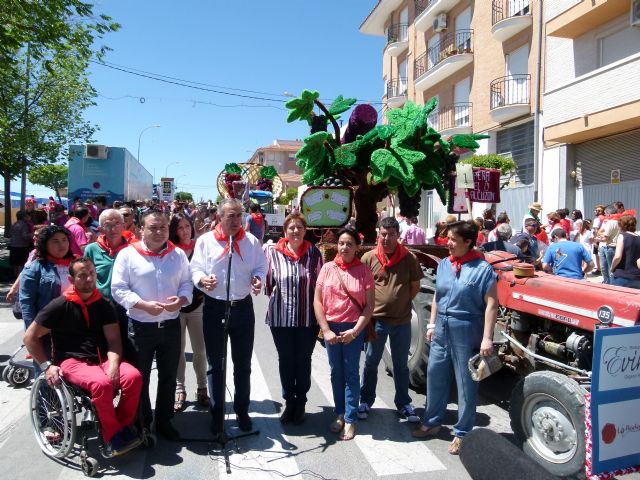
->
xmin=4 ymin=192 xmax=639 ymax=461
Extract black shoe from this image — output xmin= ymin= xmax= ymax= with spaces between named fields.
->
xmin=280 ymin=405 xmax=295 ymax=424
xmin=156 ymin=421 xmax=180 ymax=441
xmin=293 ymin=405 xmax=305 ymax=425
xmin=236 ymin=413 xmax=252 ymax=432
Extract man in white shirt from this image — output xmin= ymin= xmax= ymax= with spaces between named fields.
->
xmin=111 ymin=211 xmax=192 ymax=441
xmin=191 ymin=198 xmax=267 ymax=434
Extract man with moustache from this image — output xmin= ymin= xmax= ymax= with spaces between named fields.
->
xmin=111 ymin=211 xmax=193 ymax=441
xmin=358 ymin=217 xmax=424 ymax=423
xmin=190 ymin=198 xmax=267 ymax=434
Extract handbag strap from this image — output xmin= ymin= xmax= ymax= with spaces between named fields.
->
xmin=333 ymin=264 xmax=364 ymax=313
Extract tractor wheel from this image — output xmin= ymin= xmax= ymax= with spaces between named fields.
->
xmin=383 ymin=270 xmax=435 ymax=390
xmin=510 ymin=371 xmax=586 ymax=478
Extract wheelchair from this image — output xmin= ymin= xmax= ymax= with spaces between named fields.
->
xmin=29 ymin=373 xmax=155 ymax=477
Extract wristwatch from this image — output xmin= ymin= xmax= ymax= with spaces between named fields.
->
xmin=40 ymin=361 xmax=53 ymax=371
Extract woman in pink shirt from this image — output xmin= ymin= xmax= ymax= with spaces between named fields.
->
xmin=314 ymin=227 xmax=375 ymax=441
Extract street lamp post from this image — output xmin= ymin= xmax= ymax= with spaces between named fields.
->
xmin=164 ymin=161 xmax=180 ymax=178
xmin=137 ymin=124 xmax=161 ymax=165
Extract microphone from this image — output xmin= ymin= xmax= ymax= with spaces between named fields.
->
xmin=459 ymin=428 xmax=558 ymax=480
xmin=228 ymin=234 xmax=234 ymax=258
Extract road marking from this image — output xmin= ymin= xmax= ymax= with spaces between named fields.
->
xmin=311 ymin=347 xmax=446 ymax=475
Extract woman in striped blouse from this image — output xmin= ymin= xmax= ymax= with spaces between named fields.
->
xmin=264 ymin=212 xmax=323 ymax=425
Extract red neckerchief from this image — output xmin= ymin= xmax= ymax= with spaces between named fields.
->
xmin=122 ymin=230 xmax=138 ymax=241
xmin=175 ymin=240 xmax=196 ymax=252
xmin=96 ymin=234 xmax=129 ymax=258
xmin=63 ymin=286 xmax=103 ymax=327
xmin=449 ymin=250 xmax=483 ymax=274
xmin=275 ymin=237 xmax=311 ymax=261
xmin=334 ymin=254 xmax=362 ymax=270
xmin=250 ymin=212 xmax=264 ymax=226
xmin=46 ymin=255 xmax=72 ymax=266
xmin=132 ymin=240 xmax=176 ymax=257
xmin=375 ymin=240 xmax=408 ymax=275
xmin=435 ymin=236 xmax=448 ymax=246
xmin=213 ymin=224 xmax=245 ymax=260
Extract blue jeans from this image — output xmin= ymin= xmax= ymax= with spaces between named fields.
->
xmin=270 ymin=326 xmax=318 ymax=407
xmin=360 ymin=319 xmax=412 ymax=409
xmin=423 ymin=315 xmax=482 ymax=437
xmin=599 ymin=245 xmax=615 ymax=284
xmin=610 ymin=276 xmax=640 ymax=289
xmin=325 ymin=322 xmax=365 ymax=424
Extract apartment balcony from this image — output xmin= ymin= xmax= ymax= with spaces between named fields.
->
xmin=435 ymin=103 xmax=473 ymax=135
xmin=386 ymin=78 xmax=408 ymax=108
xmin=547 ymin=0 xmax=629 ymax=38
xmin=491 ymin=0 xmax=532 ymax=43
xmin=414 ymin=30 xmax=473 ymax=92
xmin=415 ymin=0 xmax=463 ymax=32
xmin=490 ymin=74 xmax=531 ymax=123
xmin=385 ymin=23 xmax=409 ymax=57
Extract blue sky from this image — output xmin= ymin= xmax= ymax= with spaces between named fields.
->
xmin=14 ymin=0 xmax=385 ymax=202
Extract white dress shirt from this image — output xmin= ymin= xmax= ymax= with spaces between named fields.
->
xmin=111 ymin=242 xmax=193 ymax=323
xmin=190 ymin=230 xmax=267 ymax=301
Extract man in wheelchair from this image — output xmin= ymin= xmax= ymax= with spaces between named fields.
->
xmin=24 ymin=257 xmax=144 ymax=457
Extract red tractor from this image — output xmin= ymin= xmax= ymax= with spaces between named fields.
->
xmin=397 ymin=248 xmax=640 ymax=478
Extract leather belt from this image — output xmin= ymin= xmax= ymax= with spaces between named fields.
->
xmin=131 ymin=318 xmax=179 ymax=328
xmin=208 ymin=295 xmax=251 ymax=307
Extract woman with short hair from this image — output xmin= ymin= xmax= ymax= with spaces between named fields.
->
xmin=413 ymin=220 xmax=498 ymax=455
xmin=609 ymin=214 xmax=640 ymax=289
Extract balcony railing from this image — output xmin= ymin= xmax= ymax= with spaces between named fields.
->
xmin=490 ymin=74 xmax=531 ymax=109
xmin=414 ymin=0 xmax=436 ymax=17
xmin=386 ymin=23 xmax=408 ymax=45
xmin=414 ymin=30 xmax=473 ymax=79
xmin=492 ymin=0 xmax=531 ymax=26
xmin=386 ymin=77 xmax=408 ymax=99
xmin=438 ymin=103 xmax=473 ymax=130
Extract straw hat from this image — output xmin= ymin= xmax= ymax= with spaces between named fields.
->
xmin=528 ymin=202 xmax=543 ymax=211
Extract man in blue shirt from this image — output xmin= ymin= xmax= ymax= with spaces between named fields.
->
xmin=543 ymin=228 xmax=594 ymax=279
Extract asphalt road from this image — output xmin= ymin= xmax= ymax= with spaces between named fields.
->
xmin=0 ymin=283 xmax=540 ymax=480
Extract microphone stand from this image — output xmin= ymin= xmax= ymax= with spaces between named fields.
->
xmin=213 ymin=233 xmax=259 ymax=473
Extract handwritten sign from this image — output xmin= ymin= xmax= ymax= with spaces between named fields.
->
xmin=468 ymin=168 xmax=501 ymax=203
xmin=300 ymin=187 xmax=353 ymax=228
xmin=589 ymin=326 xmax=640 ymax=476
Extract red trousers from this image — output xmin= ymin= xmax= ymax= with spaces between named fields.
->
xmin=60 ymin=358 xmax=142 ymax=443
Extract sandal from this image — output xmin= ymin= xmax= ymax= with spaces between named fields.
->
xmin=340 ymin=423 xmax=356 ymax=441
xmin=329 ymin=415 xmax=345 ymax=433
xmin=196 ymin=387 xmax=209 ymax=407
xmin=174 ymin=390 xmax=186 ymax=412
xmin=448 ymin=436 xmax=462 ymax=455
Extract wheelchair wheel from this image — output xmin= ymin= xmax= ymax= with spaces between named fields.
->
xmin=80 ymin=452 xmax=99 ymax=477
xmin=8 ymin=366 xmax=32 ymax=387
xmin=1 ymin=365 xmax=10 ymax=384
xmin=30 ymin=375 xmax=77 ymax=458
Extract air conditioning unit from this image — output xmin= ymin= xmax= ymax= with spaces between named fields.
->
xmin=632 ymin=0 xmax=640 ymax=27
xmin=433 ymin=13 xmax=447 ymax=32
xmin=85 ymin=144 xmax=108 ymax=159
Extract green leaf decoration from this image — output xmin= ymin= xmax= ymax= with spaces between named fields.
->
xmin=386 ymin=100 xmax=423 ymax=145
xmin=376 ymin=125 xmax=397 ymax=142
xmin=328 ymin=95 xmax=357 ymax=117
xmin=295 ymin=131 xmax=334 ymax=185
xmin=224 ymin=163 xmax=242 ymax=174
xmin=260 ymin=166 xmax=277 ymax=179
xmin=451 ymin=133 xmax=490 ymax=150
xmin=334 ymin=144 xmax=357 ymax=168
xmin=285 ymin=90 xmax=320 ymax=123
xmin=413 ymin=97 xmax=439 ymax=131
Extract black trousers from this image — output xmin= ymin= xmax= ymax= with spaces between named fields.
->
xmin=270 ymin=326 xmax=318 ymax=407
xmin=113 ymin=301 xmax=135 ymax=362
xmin=202 ymin=296 xmax=255 ymax=427
xmin=128 ymin=317 xmax=181 ymax=429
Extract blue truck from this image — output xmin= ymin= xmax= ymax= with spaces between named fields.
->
xmin=68 ymin=145 xmax=153 ymax=205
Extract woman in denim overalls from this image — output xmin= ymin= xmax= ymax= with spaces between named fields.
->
xmin=413 ymin=220 xmax=498 ymax=455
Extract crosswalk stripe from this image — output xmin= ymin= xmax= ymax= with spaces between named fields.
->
xmin=310 ymin=346 xmax=446 ymax=475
